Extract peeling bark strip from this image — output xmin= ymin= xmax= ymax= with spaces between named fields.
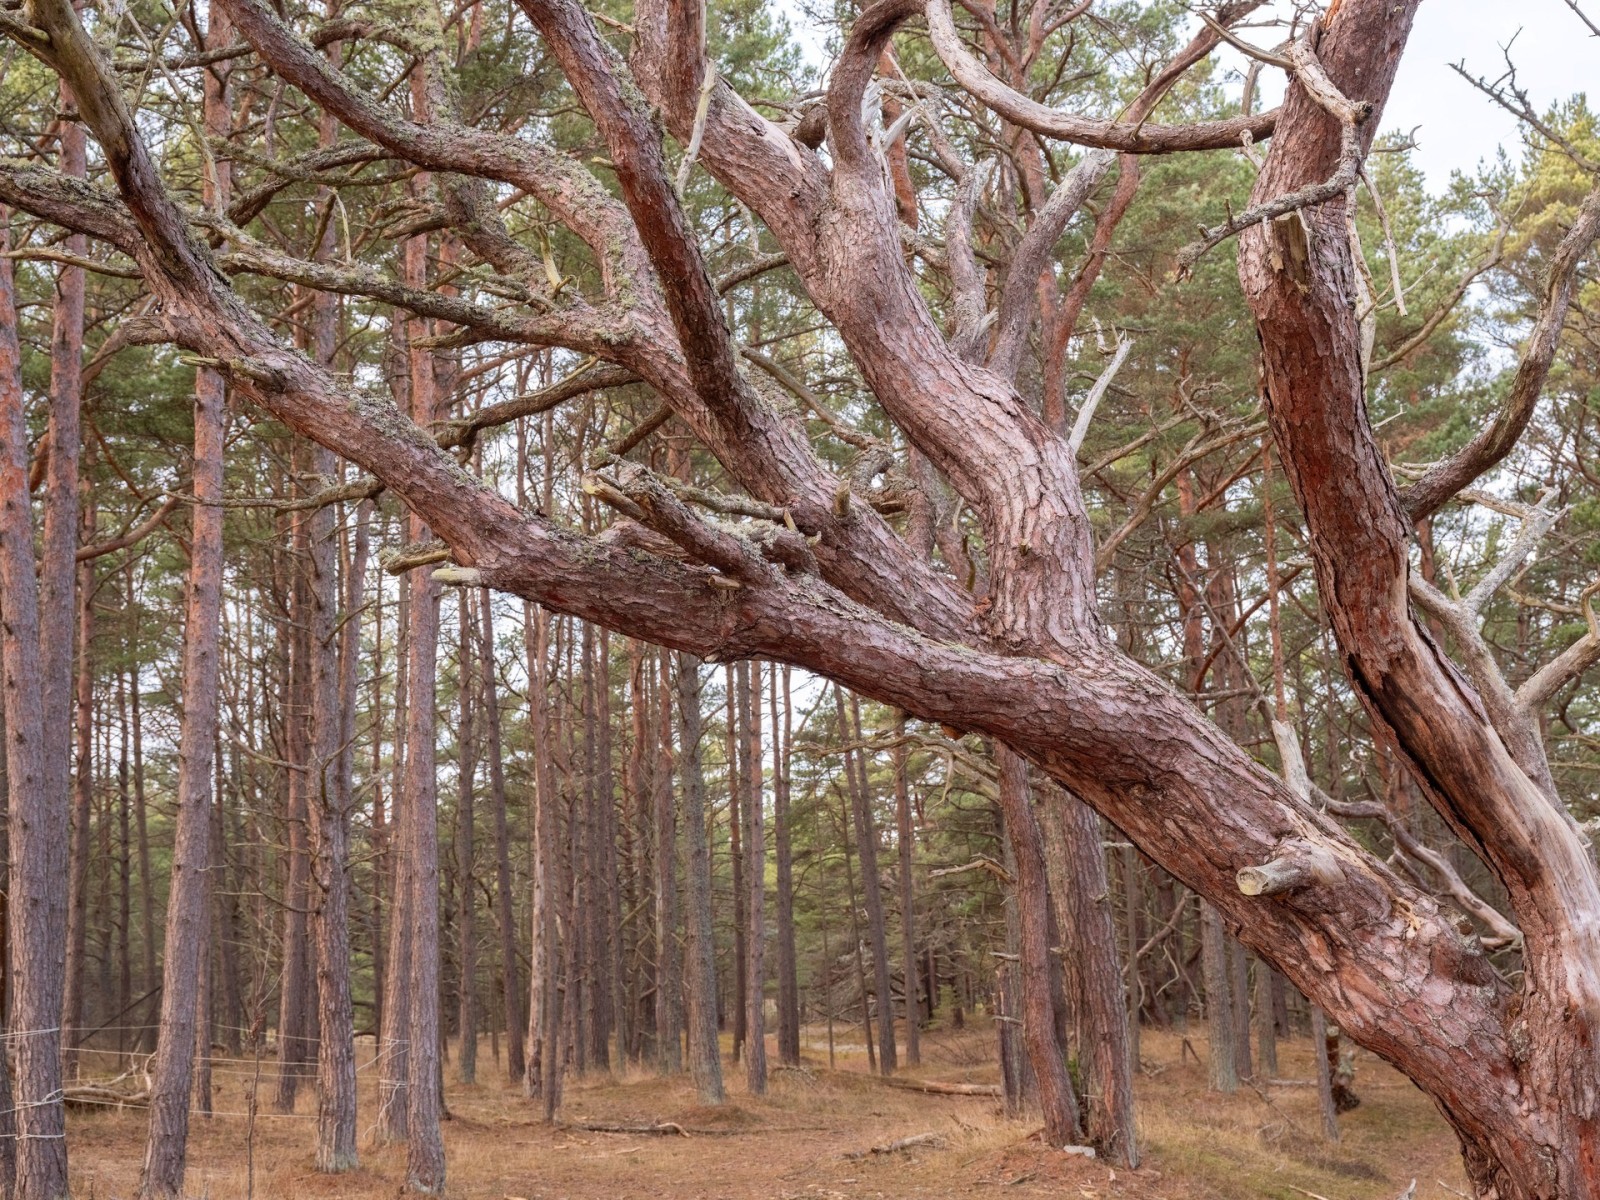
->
xmin=0 ymin=0 xmax=1596 ymax=1192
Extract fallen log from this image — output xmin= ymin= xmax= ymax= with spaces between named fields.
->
xmin=64 ymin=1084 xmax=150 ymax=1109
xmin=563 ymin=1120 xmax=689 ymax=1137
xmin=843 ymin=1132 xmax=944 ymax=1159
xmin=883 ymin=1078 xmax=1002 ymax=1097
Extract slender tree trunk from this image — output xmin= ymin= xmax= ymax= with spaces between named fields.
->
xmin=675 ymin=653 xmax=724 ymax=1103
xmin=891 ymin=713 xmax=919 ymax=1067
xmin=0 ymin=225 xmax=70 ymax=1200
xmin=773 ymin=666 xmax=800 ymax=1067
xmin=47 ymin=87 xmax=86 ymax=1083
xmin=1200 ymin=902 xmax=1238 ymax=1094
xmin=654 ymin=648 xmax=682 ymax=1073
xmin=61 ymin=549 xmax=92 ymax=1078
xmin=398 ymin=213 xmax=447 ymax=1193
xmin=525 ymin=601 xmax=565 ymax=1117
xmin=994 ymin=748 xmax=1082 ymax=1148
xmin=456 ymin=592 xmax=478 ymax=1084
xmin=276 ymin=514 xmax=315 ymax=1111
xmin=308 ymin=445 xmax=358 ymax=1170
xmin=481 ymin=592 xmax=524 ymax=1081
xmin=726 ymin=664 xmax=746 ymax=1065
xmin=843 ymin=689 xmax=896 ymax=1074
xmin=742 ymin=661 xmax=767 ymax=1094
xmin=376 ymin=572 xmax=413 ymax=1144
xmin=131 ymin=643 xmax=159 ymax=1054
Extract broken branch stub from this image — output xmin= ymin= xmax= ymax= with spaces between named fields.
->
xmin=1237 ymin=841 xmax=1346 ymax=897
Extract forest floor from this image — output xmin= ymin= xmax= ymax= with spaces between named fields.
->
xmin=64 ymin=1026 xmax=1469 ymax=1199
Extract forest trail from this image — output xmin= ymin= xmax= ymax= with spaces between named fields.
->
xmin=63 ymin=1029 xmax=1467 ymax=1199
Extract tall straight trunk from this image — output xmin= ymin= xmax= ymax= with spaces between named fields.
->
xmin=48 ymin=91 xmax=86 ymax=1082
xmin=61 ymin=550 xmax=92 ymax=1077
xmin=308 ymin=444 xmax=358 ymax=1170
xmin=0 ymin=700 xmax=17 ymax=1194
xmin=596 ymin=628 xmax=621 ymax=1069
xmin=456 ymin=592 xmax=478 ymax=1084
xmin=1255 ymin=959 xmax=1279 ymax=1077
xmin=741 ymin=661 xmax=767 ymax=1094
xmin=1038 ymin=785 xmax=1139 ymax=1165
xmin=138 ymin=333 xmax=225 ymax=1200
xmin=300 ymin=31 xmax=359 ymax=1168
xmin=843 ymin=689 xmax=896 ymax=1075
xmin=1124 ymin=849 xmax=1146 ymax=1043
xmin=772 ymin=666 xmax=799 ymax=1067
xmin=574 ymin=621 xmax=599 ymax=1072
xmin=653 ymin=648 xmax=682 ymax=1073
xmin=839 ymin=788 xmax=875 ymax=1075
xmin=524 ymin=601 xmax=565 ymax=1117
xmin=1200 ymin=902 xmax=1238 ymax=1094
xmin=726 ymin=664 xmax=746 ymax=1063
xmin=1230 ymin=940 xmax=1253 ymax=1082
xmin=0 ymin=227 xmax=70 ymax=1200
xmin=674 ymin=653 xmax=724 ymax=1103
xmin=1312 ymin=1006 xmax=1340 ymax=1141
xmin=482 ymin=591 xmax=525 ymax=1081
xmin=136 ymin=13 xmax=231 ymax=1186
xmin=276 ymin=509 xmax=315 ymax=1111
xmin=891 ymin=713 xmax=919 ymax=1067
xmin=210 ymin=748 xmax=244 ymax=1056
xmin=994 ymin=748 xmax=1082 ymax=1148
xmin=131 ymin=637 xmax=158 ymax=1054
xmin=400 ymin=217 xmax=446 ymax=1194
xmin=626 ymin=641 xmax=651 ymax=1065
xmin=116 ymin=668 xmax=132 ymax=1060
xmin=376 ymin=570 xmax=413 ymax=1143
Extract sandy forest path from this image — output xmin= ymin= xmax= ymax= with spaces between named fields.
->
xmin=64 ymin=1029 xmax=1468 ymax=1199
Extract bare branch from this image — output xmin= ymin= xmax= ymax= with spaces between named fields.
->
xmin=1401 ymin=175 xmax=1600 ymax=519
xmin=925 ymin=0 xmax=1278 ymax=152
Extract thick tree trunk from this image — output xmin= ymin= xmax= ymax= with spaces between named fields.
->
xmin=399 ymin=219 xmax=447 ymax=1193
xmin=137 ymin=365 xmax=224 ymax=1200
xmin=994 ymin=748 xmax=1082 ymax=1148
xmin=1037 ymin=785 xmax=1138 ymax=1166
xmin=675 ymin=653 xmax=724 ymax=1103
xmin=1236 ymin=3 xmax=1600 ymax=1190
xmin=0 ymin=230 xmax=71 ymax=1200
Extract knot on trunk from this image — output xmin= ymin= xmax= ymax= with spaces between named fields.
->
xmin=1237 ymin=840 xmax=1346 ymax=897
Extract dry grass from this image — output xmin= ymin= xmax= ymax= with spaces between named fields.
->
xmin=63 ymin=1025 xmax=1469 ymax=1199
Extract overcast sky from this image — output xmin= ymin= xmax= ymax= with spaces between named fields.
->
xmin=782 ymin=0 xmax=1596 ymax=193
xmin=1218 ymin=0 xmax=1597 ymax=189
